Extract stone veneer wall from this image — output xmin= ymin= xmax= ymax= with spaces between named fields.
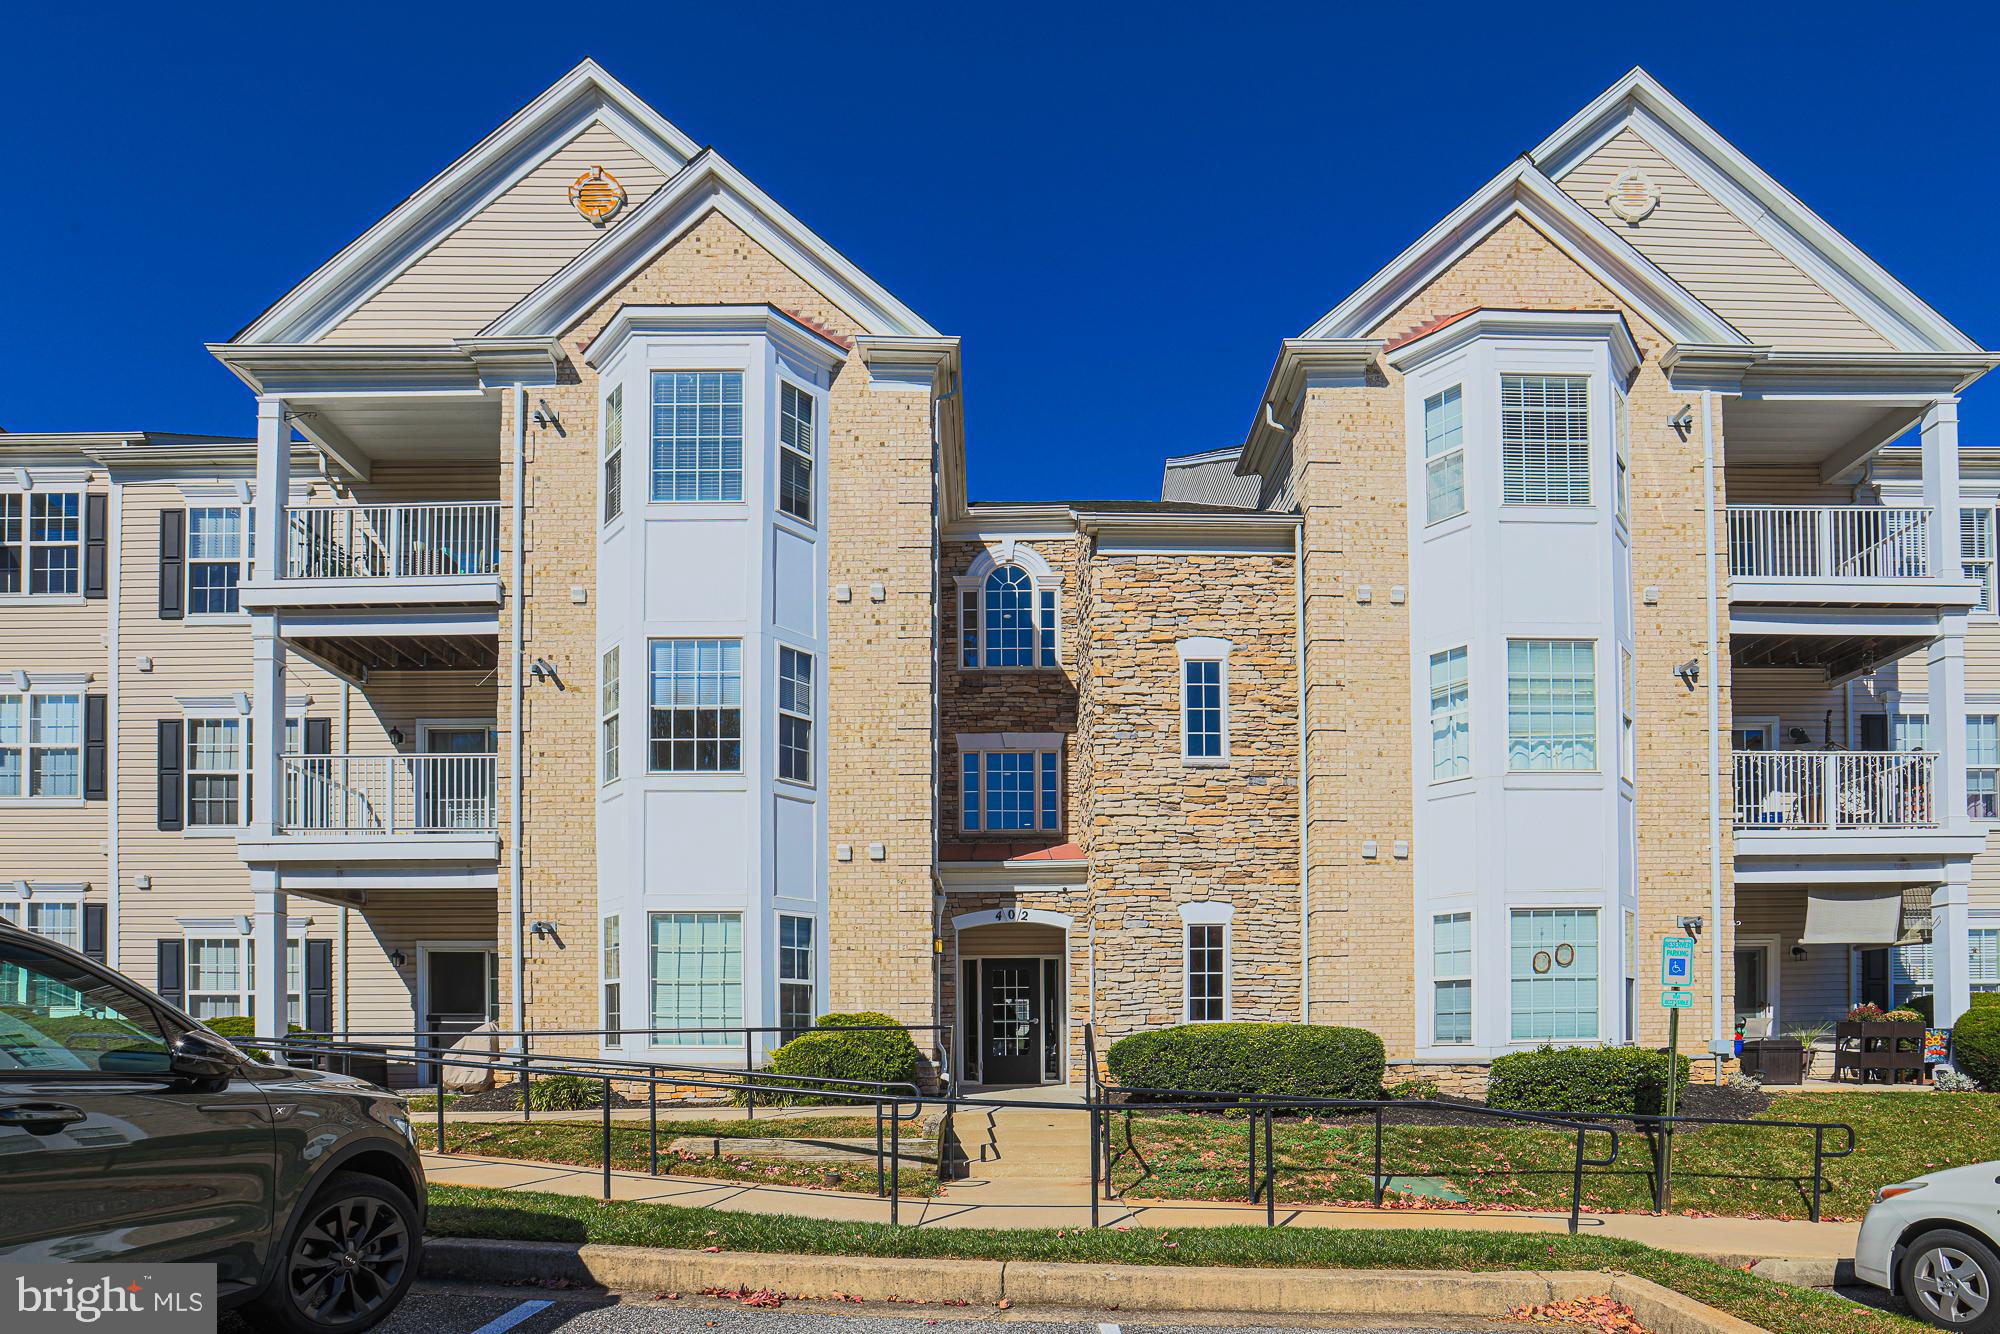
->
xmin=1290 ymin=213 xmax=1734 ymax=1057
xmin=1076 ymin=549 xmax=1300 ymax=1041
xmin=496 ymin=210 xmax=939 ymax=1050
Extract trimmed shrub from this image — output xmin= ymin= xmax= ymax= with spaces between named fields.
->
xmin=757 ymin=1012 xmax=921 ymax=1106
xmin=1103 ymin=1023 xmax=1385 ymax=1100
xmin=1486 ymin=1046 xmax=1691 ymax=1116
xmin=203 ymin=1015 xmax=304 ymax=1063
xmin=1953 ymin=1004 xmax=2000 ymax=1092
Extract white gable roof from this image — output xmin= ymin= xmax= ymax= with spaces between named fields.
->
xmin=1530 ymin=68 xmax=1980 ymax=355
xmin=236 ymin=60 xmax=699 ymax=345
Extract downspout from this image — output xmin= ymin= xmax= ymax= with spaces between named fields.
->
xmin=106 ymin=477 xmax=121 ymax=968
xmin=1295 ymin=517 xmax=1310 ymax=1023
xmin=1701 ymin=389 xmax=1725 ymax=1064
xmin=510 ymin=386 xmax=528 ymax=1042
xmin=339 ymin=682 xmax=352 ymax=1031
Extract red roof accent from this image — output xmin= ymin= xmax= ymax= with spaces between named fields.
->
xmin=779 ymin=306 xmax=854 ymax=351
xmin=939 ymin=840 xmax=1085 ymax=863
xmin=1383 ymin=307 xmax=1479 ymax=352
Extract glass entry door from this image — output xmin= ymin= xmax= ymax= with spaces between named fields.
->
xmin=980 ymin=958 xmax=1042 ymax=1086
xmin=419 ymin=724 xmax=494 ymax=830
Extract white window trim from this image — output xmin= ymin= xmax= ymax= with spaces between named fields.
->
xmin=645 ymin=909 xmax=746 ymax=1048
xmin=1499 ymin=372 xmax=1593 ymax=509
xmin=1506 ymin=905 xmax=1603 ymax=1046
xmin=185 ymin=502 xmax=254 ymax=619
xmin=0 ymin=888 xmax=85 ymax=951
xmin=646 ymin=638 xmax=745 ymax=775
xmin=1422 ymin=383 xmax=1466 ymax=526
xmin=1505 ymin=638 xmax=1600 ymax=774
xmin=1962 ymin=502 xmax=1995 ymax=616
xmin=1968 ymin=712 xmax=1999 ymax=823
xmin=177 ymin=918 xmax=308 ymax=1027
xmin=600 ymin=647 xmax=621 ymax=785
xmin=0 ymin=487 xmax=86 ymax=603
xmin=1619 ymin=646 xmax=1636 ymax=785
xmin=601 ymin=383 xmax=625 ymax=527
xmin=777 ymin=912 xmax=816 ymax=1035
xmin=1430 ymin=911 xmax=1473 ymax=1046
xmin=775 ymin=377 xmax=818 ymax=528
xmin=776 ymin=646 xmax=814 ymax=788
xmin=1177 ymin=637 xmax=1231 ymax=766
xmin=955 ymin=542 xmax=1062 ymax=672
xmin=1427 ymin=645 xmax=1471 ymax=783
xmin=601 ymin=914 xmax=623 ymax=1048
xmin=0 ymin=681 xmax=87 ymax=805
xmin=647 ymin=369 xmax=747 ymax=505
xmin=1179 ymin=902 xmax=1233 ymax=1022
xmin=957 ymin=732 xmax=1063 ymax=834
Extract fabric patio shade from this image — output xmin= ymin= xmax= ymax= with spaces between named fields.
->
xmin=1798 ymin=887 xmax=1904 ymax=945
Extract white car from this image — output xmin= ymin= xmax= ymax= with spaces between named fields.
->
xmin=1857 ymin=1161 xmax=2000 ymax=1332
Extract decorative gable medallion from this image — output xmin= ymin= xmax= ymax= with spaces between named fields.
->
xmin=1604 ymin=169 xmax=1661 ymax=224
xmin=568 ymin=165 xmax=626 ymax=225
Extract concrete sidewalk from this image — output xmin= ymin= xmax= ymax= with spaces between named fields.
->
xmin=421 ymin=1148 xmax=1859 ymax=1265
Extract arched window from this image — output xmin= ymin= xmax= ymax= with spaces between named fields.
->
xmin=983 ymin=565 xmax=1036 ymax=667
xmin=957 ymin=545 xmax=1059 ymax=670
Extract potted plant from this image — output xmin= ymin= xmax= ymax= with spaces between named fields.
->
xmin=1835 ymin=1003 xmax=1925 ymax=1083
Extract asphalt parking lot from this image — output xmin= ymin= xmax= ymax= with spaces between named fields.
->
xmin=221 ymin=1283 xmax=1519 ymax=1333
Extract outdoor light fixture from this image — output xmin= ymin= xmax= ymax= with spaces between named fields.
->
xmin=389 ymin=949 xmax=407 ymax=968
xmin=530 ymin=920 xmax=558 ymax=940
xmin=1791 ymin=945 xmax=1809 ymax=962
xmin=1672 ymin=659 xmax=1700 ymax=690
xmin=1677 ymin=915 xmax=1704 ymax=938
xmin=388 ymin=727 xmax=404 ymax=746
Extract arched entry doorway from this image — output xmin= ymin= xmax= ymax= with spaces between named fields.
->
xmin=952 ymin=908 xmax=1070 ymax=1087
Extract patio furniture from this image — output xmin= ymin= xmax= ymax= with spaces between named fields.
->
xmin=1739 ymin=1037 xmax=1804 ymax=1085
xmin=1758 ymin=791 xmax=1799 ymax=824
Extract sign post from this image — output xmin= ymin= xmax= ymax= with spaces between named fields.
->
xmin=1657 ymin=937 xmax=1697 ymax=1213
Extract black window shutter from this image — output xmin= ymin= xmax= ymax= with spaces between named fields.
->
xmin=156 ymin=938 xmax=185 ymax=1009
xmin=84 ymin=493 xmax=108 ymax=599
xmin=82 ymin=903 xmax=107 ymax=962
xmin=305 ymin=938 xmax=333 ymax=1033
xmin=156 ymin=718 xmax=184 ymax=830
xmin=304 ymin=717 xmax=332 ymax=755
xmin=158 ymin=508 xmax=184 ymax=619
xmin=83 ymin=693 xmax=107 ymax=801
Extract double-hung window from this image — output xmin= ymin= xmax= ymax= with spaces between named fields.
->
xmin=1964 ymin=507 xmax=1995 ymax=613
xmin=1501 ymin=375 xmax=1591 ymax=506
xmin=1423 ymin=385 xmax=1465 ymax=524
xmin=1620 ymin=647 xmax=1636 ymax=783
xmin=961 ymin=564 xmax=1057 ymax=668
xmin=1973 ymin=927 xmax=1999 ymax=994
xmin=648 ymin=911 xmax=742 ymax=1045
xmin=600 ymin=647 xmax=620 ymax=783
xmin=601 ymin=916 xmax=622 ymax=1047
xmin=187 ymin=717 xmax=246 ymax=827
xmin=778 ymin=915 xmax=814 ymax=1042
xmin=1613 ymin=395 xmax=1630 ymax=526
xmin=0 ymin=492 xmax=82 ymax=596
xmin=602 ymin=385 xmax=624 ymax=524
xmin=961 ymin=748 xmax=1060 ymax=833
xmin=778 ymin=382 xmax=814 ymax=523
xmin=1185 ymin=923 xmax=1227 ymax=1022
xmin=0 ymin=691 xmax=81 ymax=799
xmin=1428 ymin=647 xmax=1470 ymax=780
xmin=777 ymin=647 xmax=813 ymax=784
xmin=0 ymin=900 xmax=80 ymax=950
xmin=1509 ymin=908 xmax=1599 ymax=1041
xmin=1182 ymin=658 xmax=1225 ymax=762
xmin=1970 ymin=715 xmax=2000 ymax=819
xmin=187 ymin=506 xmax=249 ymax=615
xmin=1431 ymin=912 xmax=1472 ymax=1044
xmin=183 ymin=934 xmax=302 ymax=1026
xmin=1507 ymin=639 xmax=1596 ymax=771
xmin=650 ymin=371 xmax=743 ymax=502
xmin=648 ymin=639 xmax=741 ymax=773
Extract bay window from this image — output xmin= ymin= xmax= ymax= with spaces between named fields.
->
xmin=778 ymin=381 xmax=814 ymax=522
xmin=960 ymin=745 xmax=1060 ymax=833
xmin=1428 ymin=647 xmax=1470 ymax=780
xmin=1431 ymin=912 xmax=1472 ymax=1044
xmin=1423 ymin=384 xmax=1465 ymax=524
xmin=650 ymin=371 xmax=743 ymax=502
xmin=648 ymin=639 xmax=741 ymax=773
xmin=648 ymin=911 xmax=742 ymax=1045
xmin=1509 ymin=908 xmax=1599 ymax=1042
xmin=777 ymin=647 xmax=813 ymax=784
xmin=1507 ymin=639 xmax=1596 ymax=771
xmin=1500 ymin=374 xmax=1591 ymax=506
xmin=779 ymin=915 xmax=814 ymax=1042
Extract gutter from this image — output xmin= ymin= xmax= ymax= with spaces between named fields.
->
xmin=1295 ymin=518 xmax=1310 ymax=1022
xmin=105 ymin=477 xmax=121 ymax=968
xmin=1701 ymin=389 xmax=1726 ymax=1058
xmin=510 ymin=386 xmax=527 ymax=1042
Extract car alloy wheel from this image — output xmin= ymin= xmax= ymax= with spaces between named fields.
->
xmin=285 ymin=1193 xmax=412 ymax=1328
xmin=1913 ymin=1245 xmax=1993 ymax=1326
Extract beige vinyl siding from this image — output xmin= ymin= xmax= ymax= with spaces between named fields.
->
xmin=1735 ymin=889 xmax=1853 ymax=1027
xmin=324 ymin=123 xmax=670 ymax=345
xmin=1558 ymin=128 xmax=1893 ymax=353
xmin=1726 ymin=464 xmax=1863 ymax=507
xmin=343 ymin=671 xmax=497 ymax=754
xmin=1881 ymin=629 xmax=2000 ymax=910
xmin=339 ymin=891 xmax=497 ymax=1039
xmin=349 ymin=461 xmax=503 ymax=505
xmin=1730 ymin=666 xmax=1887 ymax=751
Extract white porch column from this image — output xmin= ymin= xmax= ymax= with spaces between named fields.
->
xmin=251 ymin=869 xmax=288 ymax=1036
xmin=1928 ymin=610 xmax=1969 ymax=827
xmin=1921 ymin=397 xmax=1961 ymax=582
xmin=251 ymin=398 xmax=290 ymax=840
xmin=1931 ymin=869 xmax=1974 ymax=1027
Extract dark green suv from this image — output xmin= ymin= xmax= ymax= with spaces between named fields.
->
xmin=0 ymin=919 xmax=425 ymax=1332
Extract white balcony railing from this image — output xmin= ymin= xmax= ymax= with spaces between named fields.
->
xmin=283 ymin=502 xmax=501 ymax=581
xmin=1731 ymin=749 xmax=1937 ymax=831
xmin=1726 ymin=505 xmax=1931 ymax=581
xmin=279 ymin=754 xmax=497 ymax=835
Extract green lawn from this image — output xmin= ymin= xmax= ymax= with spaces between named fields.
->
xmin=1106 ymin=1093 xmax=1999 ymax=1221
xmin=425 ymin=1184 xmax=1921 ymax=1334
xmin=418 ymin=1116 xmax=939 ymax=1197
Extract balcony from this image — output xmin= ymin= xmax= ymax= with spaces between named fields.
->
xmin=238 ymin=501 xmax=503 ymax=672
xmin=237 ymin=753 xmax=500 ymax=868
xmin=1731 ymin=750 xmax=1936 ymax=831
xmin=1727 ymin=505 xmax=1930 ymax=584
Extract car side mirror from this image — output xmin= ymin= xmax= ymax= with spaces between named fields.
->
xmin=171 ymin=1030 xmax=242 ymax=1079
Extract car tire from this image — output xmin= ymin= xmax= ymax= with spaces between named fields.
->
xmin=1899 ymin=1228 xmax=2000 ymax=1334
xmin=246 ymin=1170 xmax=423 ymax=1334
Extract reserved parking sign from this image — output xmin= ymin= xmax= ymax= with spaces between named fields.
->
xmin=1661 ymin=936 xmax=1695 ymax=987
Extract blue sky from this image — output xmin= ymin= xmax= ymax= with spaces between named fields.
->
xmin=3 ymin=3 xmax=1994 ymax=501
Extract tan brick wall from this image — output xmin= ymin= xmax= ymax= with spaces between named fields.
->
xmin=1291 ymin=214 xmax=1735 ymax=1056
xmin=498 ymin=209 xmax=938 ymax=1049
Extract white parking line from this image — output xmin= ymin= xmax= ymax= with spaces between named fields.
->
xmin=1098 ymin=1324 xmax=1122 ymax=1334
xmin=468 ymin=1300 xmax=553 ymax=1334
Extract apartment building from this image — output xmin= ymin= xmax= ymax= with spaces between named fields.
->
xmin=3 ymin=63 xmax=1992 ymax=1086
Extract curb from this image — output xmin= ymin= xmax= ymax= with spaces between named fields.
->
xmin=421 ymin=1239 xmax=1761 ymax=1331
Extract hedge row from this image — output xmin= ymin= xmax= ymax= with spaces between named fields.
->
xmin=1487 ymin=1045 xmax=1690 ymax=1116
xmin=755 ymin=1011 xmax=921 ymax=1105
xmin=1104 ymin=1023 xmax=1384 ymax=1100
